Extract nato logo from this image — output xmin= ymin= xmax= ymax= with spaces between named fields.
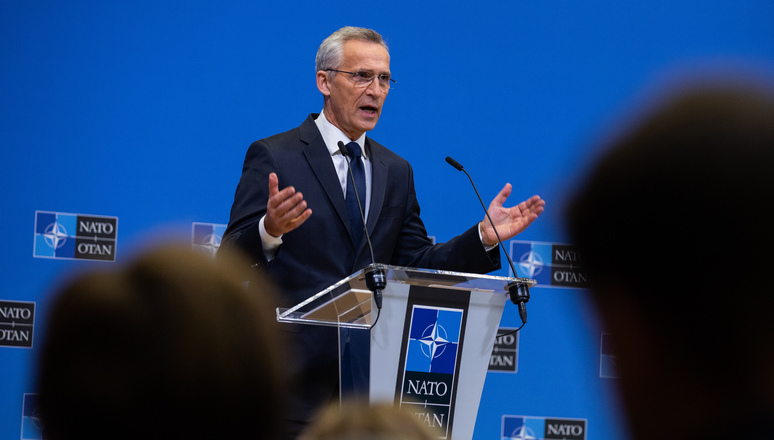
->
xmin=405 ymin=306 xmax=462 ymax=375
xmin=502 ymin=416 xmax=544 ymax=440
xmin=510 ymin=241 xmax=589 ymax=289
xmin=600 ymin=333 xmax=619 ymax=378
xmin=502 ymin=415 xmax=587 ymax=440
xmin=192 ymin=222 xmax=226 ymax=256
xmin=21 ymin=393 xmax=45 ymax=440
xmin=489 ymin=328 xmax=519 ymax=373
xmin=0 ymin=300 xmax=35 ymax=348
xmin=399 ymin=306 xmax=463 ymax=437
xmin=33 ymin=211 xmax=118 ymax=261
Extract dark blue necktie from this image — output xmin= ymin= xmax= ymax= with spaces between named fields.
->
xmin=344 ymin=142 xmax=366 ymax=246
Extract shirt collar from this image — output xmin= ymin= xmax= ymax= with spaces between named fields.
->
xmin=314 ymin=110 xmax=368 ymax=159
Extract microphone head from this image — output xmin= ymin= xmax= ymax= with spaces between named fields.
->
xmin=445 ymin=156 xmax=464 ymax=171
xmin=337 ymin=141 xmax=348 ymax=157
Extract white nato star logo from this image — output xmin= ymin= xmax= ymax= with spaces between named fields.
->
xmin=30 ymin=405 xmax=44 ymax=431
xmin=419 ymin=323 xmax=449 ymax=359
xmin=508 ymin=426 xmax=537 ymax=440
xmin=43 ymin=222 xmax=68 ymax=249
xmin=199 ymin=234 xmax=221 ymax=256
xmin=518 ymin=250 xmax=544 ymax=278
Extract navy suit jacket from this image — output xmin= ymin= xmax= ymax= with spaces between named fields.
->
xmin=221 ymin=114 xmax=500 ymax=427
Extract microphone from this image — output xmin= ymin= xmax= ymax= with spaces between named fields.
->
xmin=445 ymin=156 xmax=530 ymax=325
xmin=339 ymin=141 xmax=386 ymax=311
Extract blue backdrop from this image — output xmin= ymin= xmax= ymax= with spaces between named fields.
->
xmin=2 ymin=1 xmax=773 ymax=439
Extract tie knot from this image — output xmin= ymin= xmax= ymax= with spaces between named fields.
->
xmin=345 ymin=142 xmax=362 ymax=159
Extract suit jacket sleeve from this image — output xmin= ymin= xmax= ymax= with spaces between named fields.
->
xmin=220 ymin=139 xmax=276 ymax=269
xmin=383 ymin=158 xmax=501 ymax=274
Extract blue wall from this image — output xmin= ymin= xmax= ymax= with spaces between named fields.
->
xmin=2 ymin=1 xmax=773 ymax=439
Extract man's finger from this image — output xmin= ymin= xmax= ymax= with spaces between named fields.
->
xmin=269 ymin=186 xmax=298 ymax=211
xmin=492 ymin=183 xmax=513 ymax=206
xmin=284 ymin=194 xmax=308 ymax=218
xmin=268 ymin=172 xmax=279 ymax=197
xmin=289 ymin=208 xmax=313 ymax=227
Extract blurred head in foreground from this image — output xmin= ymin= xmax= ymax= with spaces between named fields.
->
xmin=567 ymin=81 xmax=774 ymax=440
xmin=300 ymin=399 xmax=441 ymax=440
xmin=36 ymin=244 xmax=286 ymax=440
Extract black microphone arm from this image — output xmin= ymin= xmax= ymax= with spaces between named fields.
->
xmin=339 ymin=141 xmax=386 ymax=310
xmin=445 ymin=156 xmax=530 ymax=325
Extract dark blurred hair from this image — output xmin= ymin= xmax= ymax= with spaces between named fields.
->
xmin=37 ymin=244 xmax=286 ymax=440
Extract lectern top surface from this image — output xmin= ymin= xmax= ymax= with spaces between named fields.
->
xmin=276 ymin=264 xmax=536 ymax=329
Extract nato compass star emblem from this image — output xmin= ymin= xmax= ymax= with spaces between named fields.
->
xmin=43 ymin=222 xmax=68 ymax=249
xmin=518 ymin=250 xmax=544 ymax=278
xmin=418 ymin=322 xmax=450 ymax=359
xmin=199 ymin=233 xmax=221 ymax=255
xmin=22 ymin=393 xmax=45 ymax=440
xmin=508 ymin=426 xmax=537 ymax=440
xmin=192 ymin=223 xmax=227 ymax=257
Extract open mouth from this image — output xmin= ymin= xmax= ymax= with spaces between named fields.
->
xmin=360 ymin=106 xmax=378 ymax=115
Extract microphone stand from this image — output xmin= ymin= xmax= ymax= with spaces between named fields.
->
xmin=338 ymin=141 xmax=387 ymax=314
xmin=445 ymin=156 xmax=530 ymax=326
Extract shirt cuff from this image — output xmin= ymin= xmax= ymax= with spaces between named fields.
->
xmin=259 ymin=215 xmax=283 ymax=258
xmin=478 ymin=222 xmax=498 ymax=252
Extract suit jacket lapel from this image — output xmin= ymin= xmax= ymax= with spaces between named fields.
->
xmin=299 ymin=115 xmax=356 ymax=244
xmin=366 ymin=139 xmax=387 ymax=238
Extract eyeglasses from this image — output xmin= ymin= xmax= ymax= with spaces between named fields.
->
xmin=326 ymin=69 xmax=396 ymax=90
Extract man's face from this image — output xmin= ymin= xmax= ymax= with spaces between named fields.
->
xmin=317 ymin=40 xmax=390 ymax=140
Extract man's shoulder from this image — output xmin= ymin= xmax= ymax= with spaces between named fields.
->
xmin=366 ymin=137 xmax=409 ymax=166
xmin=253 ymin=114 xmax=320 ymax=148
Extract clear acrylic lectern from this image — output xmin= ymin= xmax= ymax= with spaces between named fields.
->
xmin=277 ymin=264 xmax=536 ymax=440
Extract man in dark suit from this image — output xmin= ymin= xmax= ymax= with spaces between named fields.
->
xmin=221 ymin=26 xmax=545 ymax=439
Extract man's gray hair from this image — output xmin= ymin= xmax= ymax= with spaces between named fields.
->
xmin=316 ymin=26 xmax=389 ymax=72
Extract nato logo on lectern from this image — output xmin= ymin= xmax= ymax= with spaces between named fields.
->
xmin=502 ymin=415 xmax=587 ymax=440
xmin=33 ymin=211 xmax=118 ymax=261
xmin=510 ymin=241 xmax=589 ymax=289
xmin=399 ymin=305 xmax=463 ymax=438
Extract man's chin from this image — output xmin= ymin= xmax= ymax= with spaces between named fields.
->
xmin=357 ymin=117 xmax=380 ymax=133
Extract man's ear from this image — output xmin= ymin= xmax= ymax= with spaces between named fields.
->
xmin=317 ymin=70 xmax=331 ymax=97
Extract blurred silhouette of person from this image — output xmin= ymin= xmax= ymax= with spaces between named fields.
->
xmin=567 ymin=81 xmax=774 ymax=440
xmin=36 ymin=244 xmax=287 ymax=440
xmin=299 ymin=399 xmax=441 ymax=440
